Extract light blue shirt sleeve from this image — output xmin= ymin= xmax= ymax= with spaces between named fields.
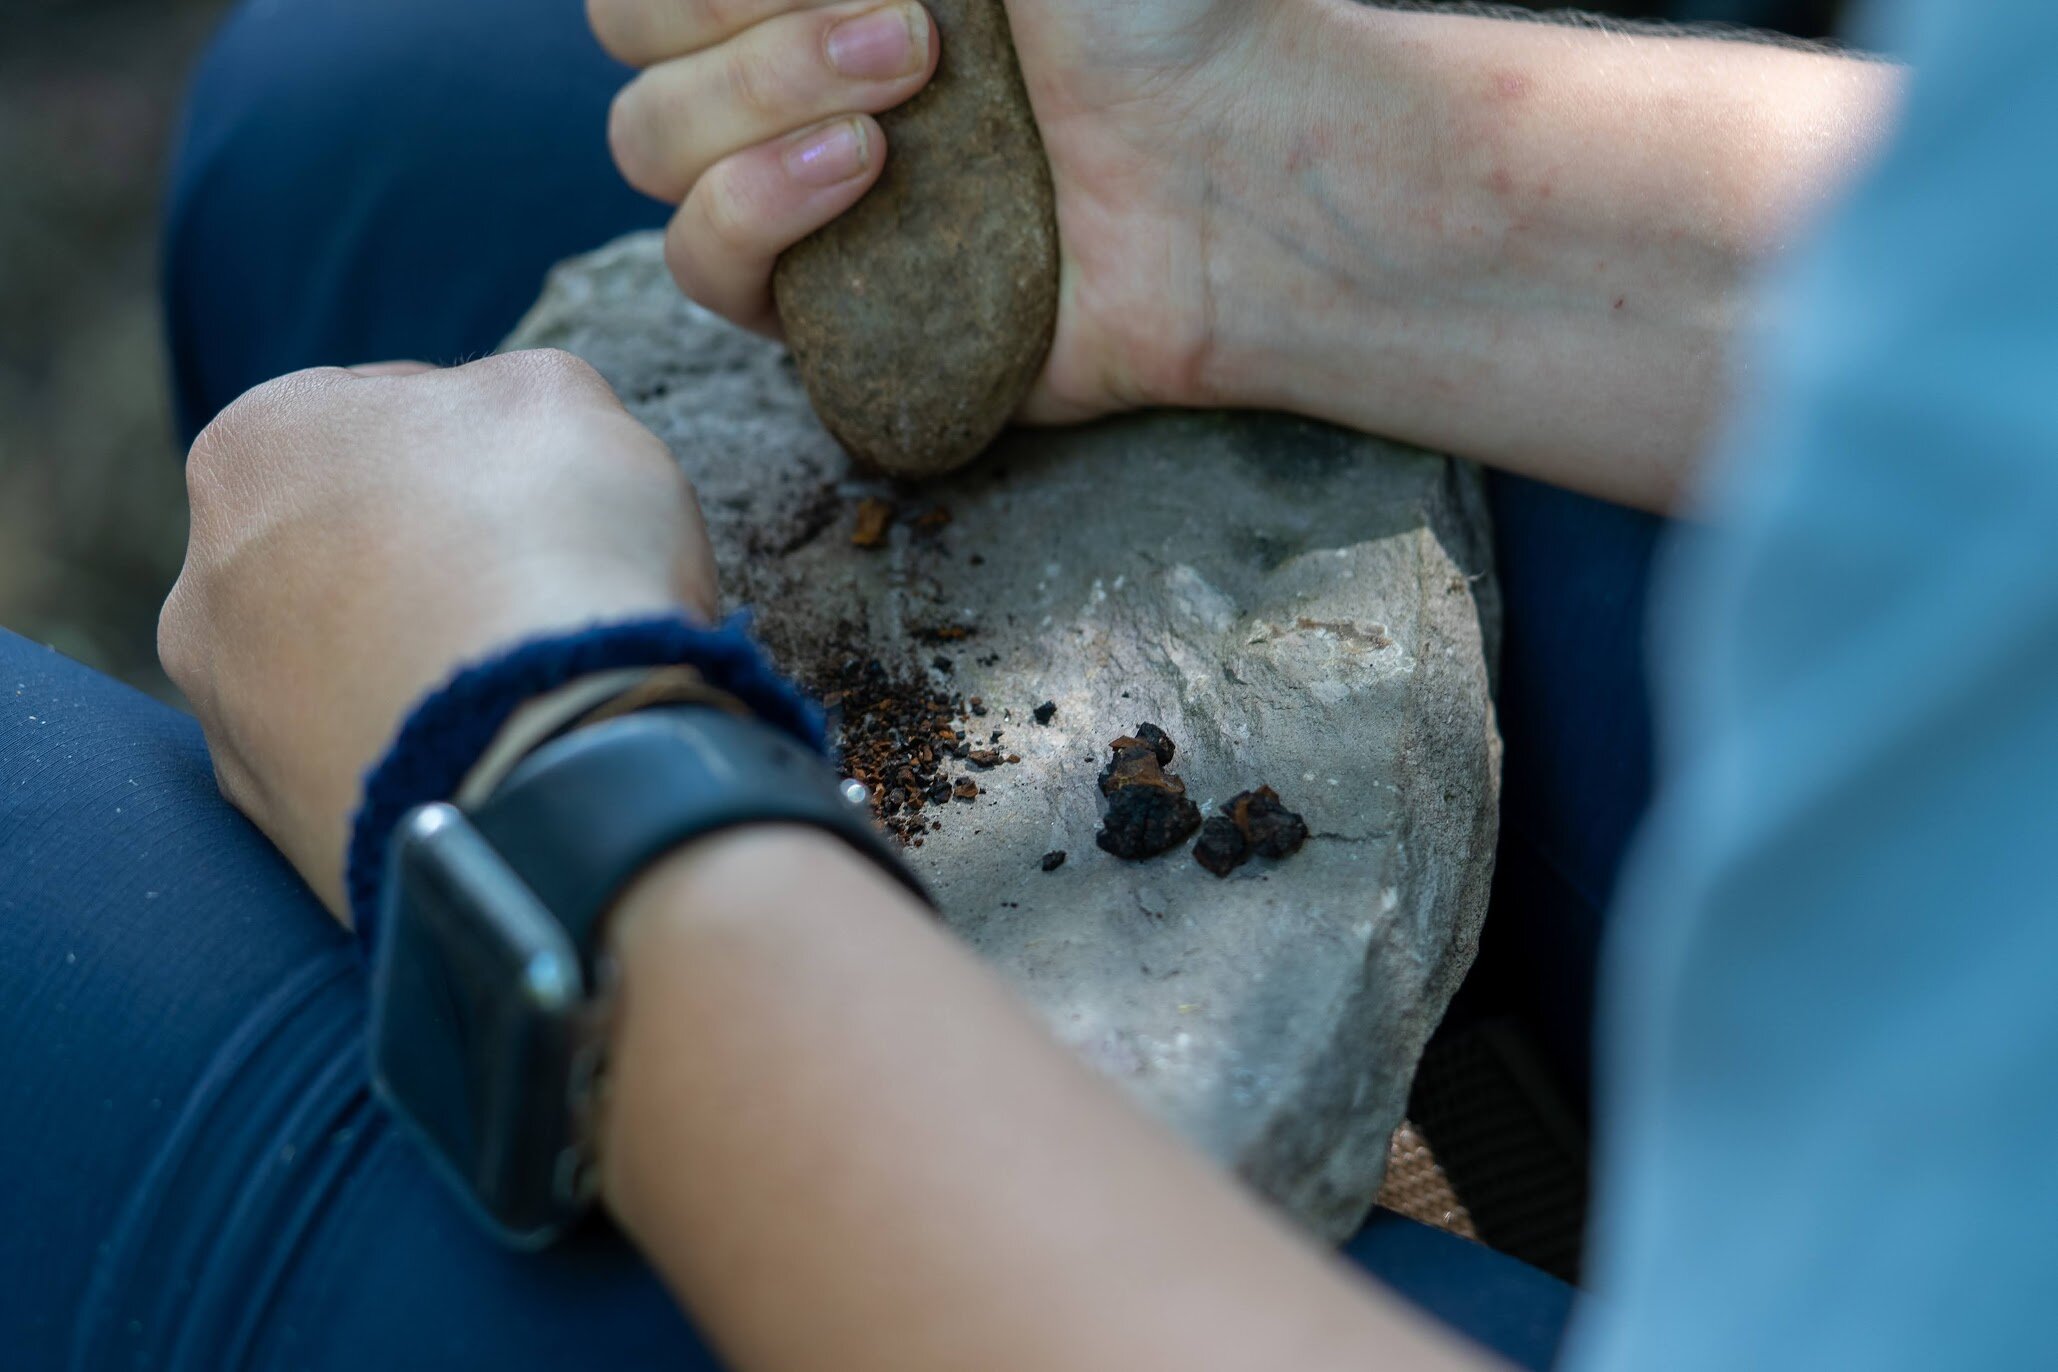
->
xmin=1564 ymin=1 xmax=2058 ymax=1367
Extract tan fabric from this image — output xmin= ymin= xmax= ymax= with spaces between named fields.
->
xmin=1377 ymin=1120 xmax=1481 ymax=1241
xmin=456 ymin=667 xmax=749 ymax=809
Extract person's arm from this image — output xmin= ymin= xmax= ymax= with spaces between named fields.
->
xmin=162 ymin=355 xmax=1492 ymax=1371
xmin=1190 ymin=5 xmax=1901 ymax=510
xmin=595 ymin=0 xmax=1900 ymax=511
xmin=603 ymin=827 xmax=1484 ymax=1372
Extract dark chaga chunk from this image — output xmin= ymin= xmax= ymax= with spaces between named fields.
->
xmin=1133 ymin=722 xmax=1175 ymax=767
xmin=1032 ymin=701 xmax=1058 ymax=726
xmin=1040 ymin=850 xmax=1068 ymax=873
xmin=1096 ymin=722 xmax=1176 ymax=797
xmin=1230 ymin=787 xmax=1310 ymax=859
xmin=1193 ymin=815 xmax=1251 ymax=878
xmin=1096 ymin=785 xmax=1202 ymax=861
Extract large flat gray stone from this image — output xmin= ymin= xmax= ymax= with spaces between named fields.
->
xmin=505 ymin=233 xmax=1502 ymax=1240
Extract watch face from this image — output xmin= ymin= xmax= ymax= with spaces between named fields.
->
xmin=370 ymin=805 xmax=590 ymax=1248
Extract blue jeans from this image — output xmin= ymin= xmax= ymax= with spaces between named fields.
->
xmin=2 ymin=0 xmax=1616 ymax=1365
xmin=0 ymin=656 xmax=1572 ymax=1372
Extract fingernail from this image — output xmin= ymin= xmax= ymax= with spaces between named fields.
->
xmin=827 ymin=3 xmax=926 ymax=81
xmin=784 ymin=119 xmax=870 ymax=187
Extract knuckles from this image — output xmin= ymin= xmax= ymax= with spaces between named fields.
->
xmin=184 ymin=367 xmax=357 ymax=502
xmin=476 ymin=348 xmax=616 ymax=409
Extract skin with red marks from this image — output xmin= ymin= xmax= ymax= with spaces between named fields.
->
xmin=1489 ymin=67 xmax=1533 ymax=103
xmin=1176 ymin=5 xmax=1901 ymax=511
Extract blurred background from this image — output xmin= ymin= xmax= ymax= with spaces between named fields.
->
xmin=0 ymin=0 xmax=1844 ymax=702
xmin=1 ymin=0 xmax=230 ymax=698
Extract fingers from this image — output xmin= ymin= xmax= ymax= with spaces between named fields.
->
xmin=664 ymin=115 xmax=884 ymax=335
xmin=609 ymin=0 xmax=933 ymax=203
xmin=591 ymin=0 xmax=847 ymax=68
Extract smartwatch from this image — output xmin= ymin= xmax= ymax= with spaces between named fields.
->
xmin=367 ymin=704 xmax=924 ymax=1248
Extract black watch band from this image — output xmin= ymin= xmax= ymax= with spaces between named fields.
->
xmin=368 ymin=703 xmax=925 ymax=1248
xmin=469 ymin=705 xmax=928 ymax=966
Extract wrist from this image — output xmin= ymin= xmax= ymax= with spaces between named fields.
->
xmin=1183 ymin=1 xmax=1458 ymax=417
xmin=607 ymin=824 xmax=856 ymax=959
xmin=1178 ymin=3 xmax=1795 ymax=504
xmin=348 ymin=613 xmax=829 ymax=951
xmin=597 ymin=825 xmax=908 ymax=1215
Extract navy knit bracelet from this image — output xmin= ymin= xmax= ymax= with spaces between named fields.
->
xmin=345 ymin=612 xmax=826 ymax=956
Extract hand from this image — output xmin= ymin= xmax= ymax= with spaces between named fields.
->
xmin=589 ymin=0 xmax=1290 ymax=424
xmin=159 ymin=351 xmax=719 ymax=918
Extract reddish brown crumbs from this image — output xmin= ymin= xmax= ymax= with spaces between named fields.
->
xmin=809 ymin=650 xmax=969 ymax=845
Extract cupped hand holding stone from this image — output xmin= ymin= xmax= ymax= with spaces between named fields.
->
xmin=158 ymin=352 xmax=720 ymax=921
xmin=590 ymin=0 xmax=1286 ymax=427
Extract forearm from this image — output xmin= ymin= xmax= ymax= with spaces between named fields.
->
xmin=599 ymin=827 xmax=1486 ymax=1372
xmin=1198 ymin=3 xmax=1901 ymax=510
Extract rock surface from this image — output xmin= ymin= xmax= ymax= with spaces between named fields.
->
xmin=772 ymin=0 xmax=1058 ymax=479
xmin=506 ymin=233 xmax=1503 ymax=1241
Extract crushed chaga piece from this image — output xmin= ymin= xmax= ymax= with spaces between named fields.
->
xmin=1041 ymin=850 xmax=1068 ymax=873
xmin=932 ymin=655 xmax=954 ymax=673
xmin=1095 ymin=723 xmax=1202 ymax=860
xmin=1133 ymin=722 xmax=1175 ymax=767
xmin=966 ymin=749 xmax=1004 ymax=769
xmin=953 ymin=778 xmax=980 ymax=802
xmin=911 ymin=506 xmax=953 ymax=536
xmin=1006 ymin=754 xmax=1021 ymax=765
xmin=851 ymin=497 xmax=895 ymax=549
xmin=1229 ymin=787 xmax=1310 ymax=859
xmin=916 ymin=624 xmax=976 ymax=643
xmin=1194 ymin=815 xmax=1251 ymax=878
xmin=1193 ymin=786 xmax=1310 ymax=876
xmin=1032 ymin=701 xmax=1058 ymax=726
xmin=1097 ymin=786 xmax=1202 ymax=861
xmin=1099 ymin=728 xmax=1186 ymax=798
